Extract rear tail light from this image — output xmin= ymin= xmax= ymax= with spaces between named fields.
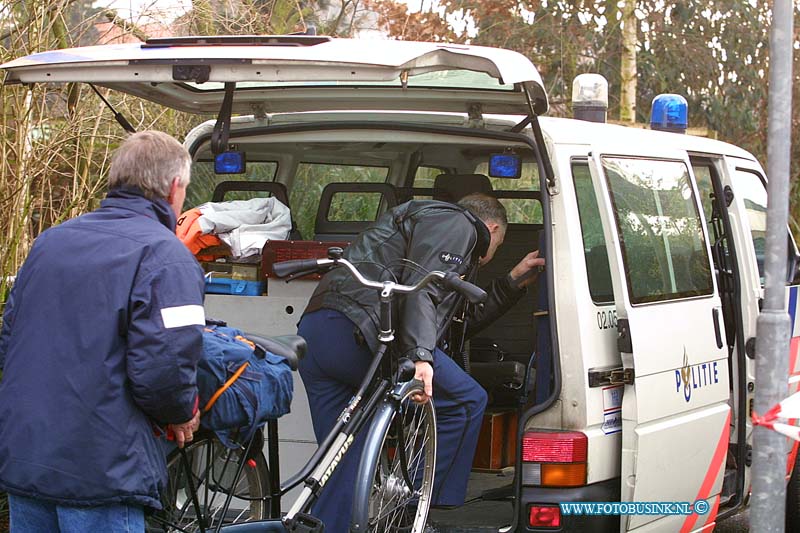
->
xmin=523 ymin=431 xmax=588 ymax=462
xmin=522 ymin=431 xmax=587 ymax=487
xmin=529 ymin=505 xmax=562 ymax=528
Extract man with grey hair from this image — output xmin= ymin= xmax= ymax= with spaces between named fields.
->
xmin=0 ymin=131 xmax=205 ymax=532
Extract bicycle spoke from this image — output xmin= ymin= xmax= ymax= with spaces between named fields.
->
xmin=367 ymin=399 xmax=435 ymax=532
xmin=205 ymin=444 xmax=240 ymax=527
xmin=148 ymin=435 xmax=268 ymax=533
xmin=177 ymin=447 xmax=215 ymax=525
xmin=148 ymin=513 xmax=195 ymax=533
xmin=405 ymin=422 xmax=430 ymax=485
xmin=233 ymin=506 xmax=249 ymax=523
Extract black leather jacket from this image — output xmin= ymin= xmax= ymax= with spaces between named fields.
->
xmin=303 ymin=200 xmax=525 ymax=363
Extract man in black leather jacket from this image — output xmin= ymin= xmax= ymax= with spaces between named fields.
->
xmin=298 ymin=194 xmax=544 ymax=531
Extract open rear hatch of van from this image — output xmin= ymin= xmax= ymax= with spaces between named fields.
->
xmin=1 ymin=35 xmax=547 ymax=117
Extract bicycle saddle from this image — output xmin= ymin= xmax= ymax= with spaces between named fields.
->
xmin=244 ymin=333 xmax=306 ymax=371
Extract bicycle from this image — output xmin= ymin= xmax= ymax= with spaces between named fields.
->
xmin=146 ymin=246 xmax=487 ymax=533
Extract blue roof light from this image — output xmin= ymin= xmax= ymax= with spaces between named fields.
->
xmin=489 ymin=153 xmax=521 ymax=178
xmin=650 ymin=94 xmax=688 ymax=133
xmin=214 ymin=151 xmax=246 ymax=174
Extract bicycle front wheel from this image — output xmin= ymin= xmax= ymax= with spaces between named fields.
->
xmin=146 ymin=432 xmax=270 ymax=532
xmin=351 ymin=385 xmax=437 ymax=533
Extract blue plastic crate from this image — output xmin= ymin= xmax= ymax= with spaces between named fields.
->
xmin=205 ymin=277 xmax=265 ymax=296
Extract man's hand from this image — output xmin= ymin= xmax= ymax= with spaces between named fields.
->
xmin=509 ymin=250 xmax=546 ymax=288
xmin=411 ymin=361 xmax=434 ymax=404
xmin=169 ymin=410 xmax=201 ymax=448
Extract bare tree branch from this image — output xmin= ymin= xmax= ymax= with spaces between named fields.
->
xmin=102 ymin=11 xmax=150 ymax=42
xmin=0 ymin=0 xmax=81 ymax=43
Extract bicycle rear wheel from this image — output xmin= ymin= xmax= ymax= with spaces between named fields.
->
xmin=146 ymin=432 xmax=270 ymax=532
xmin=351 ymin=387 xmax=437 ymax=533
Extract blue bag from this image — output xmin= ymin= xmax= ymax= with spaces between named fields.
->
xmin=198 ymin=325 xmax=294 ymax=447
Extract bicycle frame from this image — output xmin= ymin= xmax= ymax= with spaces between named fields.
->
xmin=164 ymin=253 xmax=484 ymax=533
xmin=280 ymin=343 xmax=416 ymax=529
xmin=160 ymin=344 xmax=407 ymax=533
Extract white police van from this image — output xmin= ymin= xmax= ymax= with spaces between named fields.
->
xmin=4 ymin=35 xmax=799 ymax=532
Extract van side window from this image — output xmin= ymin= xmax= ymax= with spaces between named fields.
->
xmin=602 ymin=157 xmax=713 ymax=304
xmin=187 ymin=161 xmax=278 ymax=207
xmin=290 ymin=163 xmax=389 ymax=240
xmin=731 ymin=169 xmax=768 ymax=285
xmin=572 ymin=161 xmax=614 ymax=303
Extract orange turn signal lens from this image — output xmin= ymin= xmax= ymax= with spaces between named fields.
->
xmin=540 ymin=463 xmax=587 ymax=487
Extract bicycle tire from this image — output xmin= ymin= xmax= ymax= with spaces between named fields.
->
xmin=146 ymin=432 xmax=271 ymax=533
xmin=351 ymin=387 xmax=437 ymax=533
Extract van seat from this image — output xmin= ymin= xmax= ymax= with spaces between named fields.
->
xmin=313 ymin=182 xmax=398 ymax=242
xmin=470 ymin=361 xmax=527 ymax=394
xmin=212 ymin=181 xmax=290 ymax=205
xmin=432 ymin=173 xmax=492 ymax=202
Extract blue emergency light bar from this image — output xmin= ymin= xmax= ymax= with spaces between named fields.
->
xmin=214 ymin=151 xmax=246 ymax=174
xmin=489 ymin=153 xmax=521 ymax=179
xmin=650 ymin=94 xmax=688 ymax=134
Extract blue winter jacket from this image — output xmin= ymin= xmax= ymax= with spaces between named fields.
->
xmin=0 ymin=187 xmax=205 ymax=509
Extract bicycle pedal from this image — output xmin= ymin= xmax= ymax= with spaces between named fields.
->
xmin=285 ymin=512 xmax=325 ymax=532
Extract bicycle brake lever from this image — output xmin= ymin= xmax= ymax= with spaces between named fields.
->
xmin=284 ymin=265 xmax=333 ymax=283
xmin=284 ymin=270 xmax=313 ymax=282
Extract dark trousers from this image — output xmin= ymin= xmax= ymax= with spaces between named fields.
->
xmin=298 ymin=309 xmax=488 ymax=533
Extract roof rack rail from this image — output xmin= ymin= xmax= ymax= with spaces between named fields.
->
xmin=142 ymin=35 xmax=331 ymax=48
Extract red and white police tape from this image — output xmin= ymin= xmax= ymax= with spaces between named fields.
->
xmin=752 ymin=390 xmax=800 ymax=440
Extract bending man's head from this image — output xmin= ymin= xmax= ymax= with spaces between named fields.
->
xmin=458 ymin=193 xmax=508 ymax=265
xmin=109 ymin=131 xmax=192 ymax=216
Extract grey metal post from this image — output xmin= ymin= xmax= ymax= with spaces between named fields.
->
xmin=751 ymin=0 xmax=794 ymax=531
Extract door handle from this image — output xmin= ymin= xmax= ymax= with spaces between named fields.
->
xmin=712 ymin=307 xmax=724 ymax=349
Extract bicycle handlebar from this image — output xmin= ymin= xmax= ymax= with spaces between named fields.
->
xmin=272 ymin=258 xmax=324 ymax=278
xmin=272 ymin=254 xmax=487 ymax=304
xmin=440 ymin=272 xmax=487 ymax=305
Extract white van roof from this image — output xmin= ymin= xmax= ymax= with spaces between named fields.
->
xmin=1 ymin=36 xmax=548 ymax=116
xmin=540 ymin=117 xmax=756 ymax=161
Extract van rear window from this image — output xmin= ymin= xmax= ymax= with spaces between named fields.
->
xmin=602 ymin=157 xmax=714 ymax=304
xmin=187 ymin=161 xmax=278 ymax=207
xmin=290 ymin=163 xmax=389 ymax=239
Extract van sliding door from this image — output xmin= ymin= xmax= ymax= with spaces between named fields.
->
xmin=587 ymin=151 xmax=731 ymax=532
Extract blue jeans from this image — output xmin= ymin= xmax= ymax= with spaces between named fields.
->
xmin=8 ymin=494 xmax=144 ymax=533
xmin=298 ymin=309 xmax=488 ymax=533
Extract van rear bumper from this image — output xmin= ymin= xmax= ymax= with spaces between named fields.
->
xmin=518 ymin=477 xmax=621 ymax=532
